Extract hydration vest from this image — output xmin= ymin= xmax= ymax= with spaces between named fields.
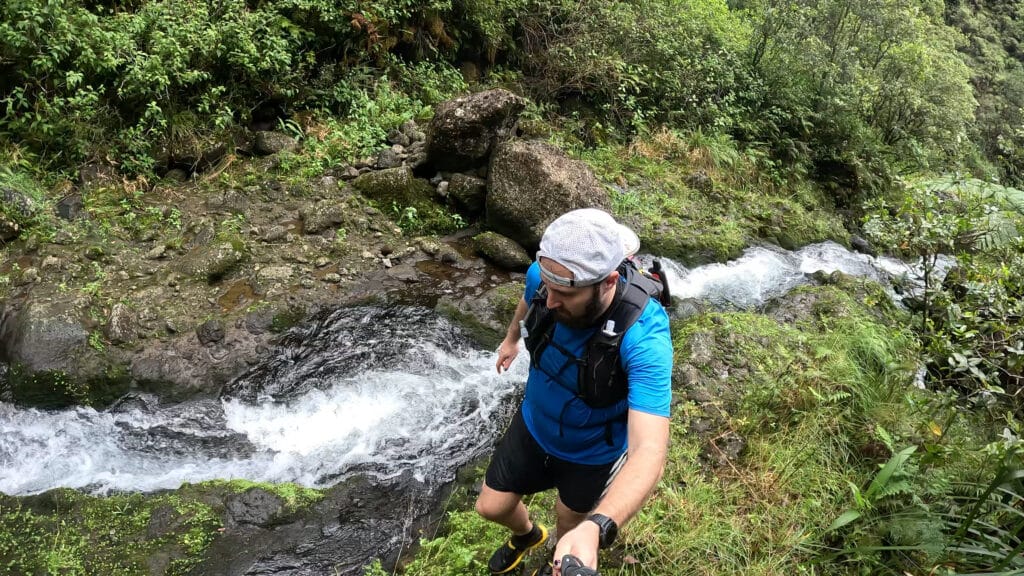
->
xmin=521 ymin=260 xmax=670 ymax=411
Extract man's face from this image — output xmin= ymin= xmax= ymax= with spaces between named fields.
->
xmin=539 ymin=258 xmax=609 ymax=329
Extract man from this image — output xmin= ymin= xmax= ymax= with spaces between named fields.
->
xmin=476 ymin=208 xmax=673 ymax=576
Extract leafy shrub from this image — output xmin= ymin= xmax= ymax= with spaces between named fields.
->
xmin=0 ymin=0 xmax=468 ymax=175
xmin=864 ymin=177 xmax=1024 ymax=412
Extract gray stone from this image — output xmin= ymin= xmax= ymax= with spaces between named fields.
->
xmin=105 ymin=303 xmax=137 ymax=345
xmin=196 ymin=319 xmax=226 ymax=345
xmin=486 ymin=139 xmax=610 ymax=249
xmin=0 ymin=183 xmax=40 ymax=241
xmin=55 ymin=193 xmax=85 ymax=221
xmin=0 ymin=300 xmax=89 ymax=375
xmin=376 ymin=149 xmax=403 ymax=169
xmin=225 ymin=488 xmax=285 ymax=526
xmin=448 ymin=173 xmax=487 ymax=216
xmin=257 ymin=266 xmax=293 ymax=283
xmin=425 ymin=88 xmax=527 ymax=172
xmin=300 ymin=200 xmax=346 ymax=234
xmin=175 ymin=242 xmax=247 ymax=283
xmin=145 ymin=245 xmax=167 ymax=260
xmin=262 ymin=225 xmax=288 ymax=242
xmin=254 ymin=131 xmax=299 ymax=156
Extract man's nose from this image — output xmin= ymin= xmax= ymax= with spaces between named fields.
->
xmin=546 ymin=291 xmax=561 ymax=309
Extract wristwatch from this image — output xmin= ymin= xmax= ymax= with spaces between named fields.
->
xmin=586 ymin=513 xmax=618 ymax=549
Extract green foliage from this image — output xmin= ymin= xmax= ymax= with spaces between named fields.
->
xmin=515 ymin=0 xmax=752 ymax=140
xmin=0 ymin=489 xmax=222 ymax=576
xmin=199 ymin=479 xmax=324 ymax=512
xmin=0 ymin=0 xmax=468 ymax=175
xmin=864 ymin=178 xmax=1024 ymax=411
xmin=944 ymin=1 xmax=1024 ymax=186
xmin=744 ymin=0 xmax=976 ymax=198
xmin=580 ymin=130 xmax=847 ymax=264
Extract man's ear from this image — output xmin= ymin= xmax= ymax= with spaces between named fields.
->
xmin=603 ymin=270 xmax=620 ymax=288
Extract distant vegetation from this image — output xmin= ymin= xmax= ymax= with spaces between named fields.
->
xmin=0 ymin=0 xmax=999 ymax=193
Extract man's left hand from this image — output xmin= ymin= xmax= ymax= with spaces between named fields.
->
xmin=552 ymin=520 xmax=599 ymax=576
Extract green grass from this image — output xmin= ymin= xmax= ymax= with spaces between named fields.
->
xmin=574 ymin=129 xmax=848 ymax=264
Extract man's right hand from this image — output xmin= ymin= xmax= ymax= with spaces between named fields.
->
xmin=495 ymin=338 xmax=519 ymax=373
xmin=559 ymin=554 xmax=599 ymax=576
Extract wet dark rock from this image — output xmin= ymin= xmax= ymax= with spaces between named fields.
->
xmin=225 ymin=488 xmax=286 ymax=527
xmin=425 ymin=88 xmax=526 ymax=172
xmin=192 ymin=473 xmax=446 ymax=576
xmin=55 ymin=193 xmax=85 ymax=221
xmin=850 ymin=235 xmax=875 ymax=256
xmin=486 ymin=139 xmax=610 ymax=250
xmin=436 ymin=283 xmax=522 ymax=348
xmin=197 ymin=319 xmax=226 ymax=345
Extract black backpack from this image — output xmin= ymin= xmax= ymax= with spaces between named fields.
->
xmin=521 ymin=259 xmax=670 ymax=410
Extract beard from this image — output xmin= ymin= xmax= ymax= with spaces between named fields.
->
xmin=552 ymin=285 xmax=605 ymax=329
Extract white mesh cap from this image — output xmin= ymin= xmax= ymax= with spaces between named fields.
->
xmin=537 ymin=208 xmax=638 ymax=287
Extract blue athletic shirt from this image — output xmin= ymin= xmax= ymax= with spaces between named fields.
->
xmin=520 ymin=261 xmax=673 ymax=465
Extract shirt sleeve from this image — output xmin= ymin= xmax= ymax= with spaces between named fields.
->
xmin=524 ymin=260 xmax=541 ymax=302
xmin=620 ymin=300 xmax=673 ymax=417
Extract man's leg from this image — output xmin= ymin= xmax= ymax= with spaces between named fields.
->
xmin=479 ymin=410 xmax=551 ymax=574
xmin=476 ymin=482 xmax=532 ymax=535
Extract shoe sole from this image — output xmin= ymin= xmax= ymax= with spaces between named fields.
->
xmin=490 ymin=524 xmax=549 ymax=575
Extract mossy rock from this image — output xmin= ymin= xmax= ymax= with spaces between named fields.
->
xmin=472 ymin=231 xmax=531 ymax=270
xmin=176 ymin=241 xmax=248 ymax=283
xmin=3 ymin=362 xmax=132 ymax=409
xmin=436 ymin=282 xmax=524 ymax=348
xmin=352 ymin=166 xmax=435 ymax=207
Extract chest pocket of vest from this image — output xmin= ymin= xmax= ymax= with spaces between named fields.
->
xmin=580 ymin=330 xmax=628 ymax=408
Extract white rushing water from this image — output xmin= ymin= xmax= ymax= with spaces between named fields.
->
xmin=0 ymin=334 xmax=527 ymax=495
xmin=649 ymin=240 xmax=954 ymax=309
xmin=0 ymin=241 xmax=951 ymax=496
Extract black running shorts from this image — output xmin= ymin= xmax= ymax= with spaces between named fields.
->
xmin=484 ymin=408 xmax=626 ymax=513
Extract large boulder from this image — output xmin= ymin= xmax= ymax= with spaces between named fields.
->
xmin=0 ymin=298 xmax=129 ymax=407
xmin=0 ymin=300 xmax=89 ymax=376
xmin=176 ymin=241 xmax=248 ymax=283
xmin=425 ymin=88 xmax=526 ymax=172
xmin=486 ymin=140 xmax=610 ymax=249
xmin=473 ymin=231 xmax=531 ymax=271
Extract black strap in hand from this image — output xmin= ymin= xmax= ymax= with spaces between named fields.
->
xmin=560 ymin=554 xmax=600 ymax=576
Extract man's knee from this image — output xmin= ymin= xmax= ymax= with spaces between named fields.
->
xmin=476 ymin=485 xmax=518 ymax=521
